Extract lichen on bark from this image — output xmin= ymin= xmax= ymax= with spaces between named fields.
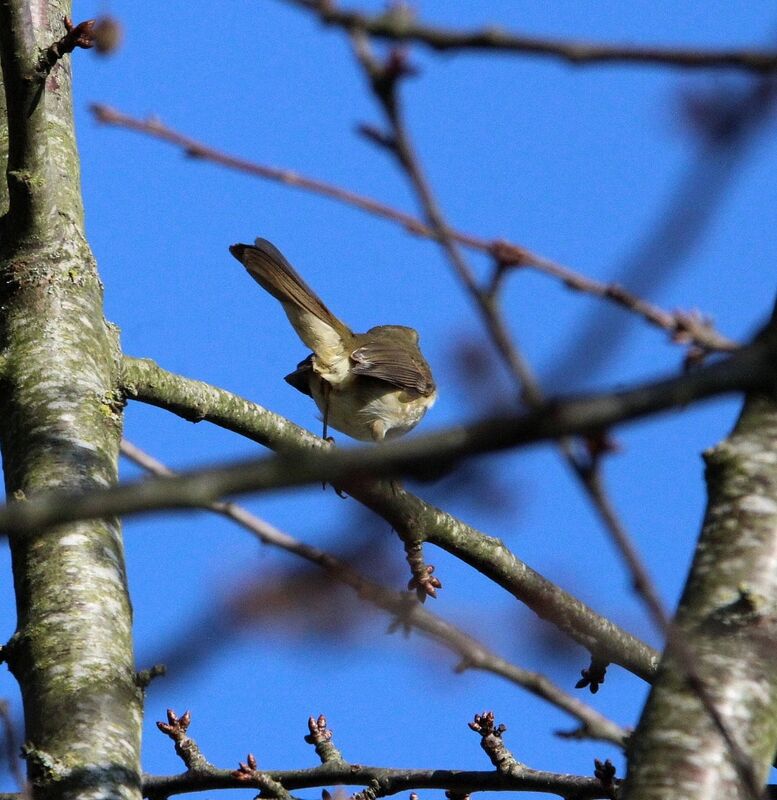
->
xmin=0 ymin=2 xmax=141 ymax=799
xmin=624 ymin=391 xmax=777 ymax=799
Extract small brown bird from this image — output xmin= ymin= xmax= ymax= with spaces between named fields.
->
xmin=229 ymin=238 xmax=436 ymax=442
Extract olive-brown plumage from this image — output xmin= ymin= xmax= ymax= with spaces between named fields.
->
xmin=229 ymin=238 xmax=436 ymax=442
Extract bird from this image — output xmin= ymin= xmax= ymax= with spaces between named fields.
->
xmin=229 ymin=238 xmax=436 ymax=443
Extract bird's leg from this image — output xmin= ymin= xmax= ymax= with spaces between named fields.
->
xmin=320 ymin=381 xmax=347 ymax=497
xmin=371 ymin=420 xmax=401 ymax=495
xmin=321 ymin=380 xmax=331 ymax=441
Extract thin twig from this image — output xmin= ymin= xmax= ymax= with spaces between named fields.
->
xmin=286 ymin=0 xmax=777 ymax=73
xmin=89 ymin=104 xmax=736 ymax=355
xmin=339 ymin=44 xmax=772 ymax=791
xmin=350 ymin=31 xmax=540 ymax=404
xmin=120 ymin=439 xmax=627 ymax=746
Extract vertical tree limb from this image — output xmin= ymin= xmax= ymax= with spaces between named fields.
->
xmin=0 ymin=3 xmax=140 ymax=800
xmin=624 ymin=320 xmax=777 ymax=798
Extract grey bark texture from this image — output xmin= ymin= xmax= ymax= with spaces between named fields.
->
xmin=624 ymin=390 xmax=777 ymax=798
xmin=0 ymin=2 xmax=776 ymax=798
xmin=0 ymin=3 xmax=141 ymax=800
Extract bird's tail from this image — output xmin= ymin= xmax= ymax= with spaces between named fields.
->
xmin=229 ymin=238 xmax=352 ymax=362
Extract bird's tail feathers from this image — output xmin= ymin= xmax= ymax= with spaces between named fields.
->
xmin=229 ymin=238 xmax=351 ymax=362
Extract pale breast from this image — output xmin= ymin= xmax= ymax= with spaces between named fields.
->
xmin=309 ymin=375 xmax=435 ymax=442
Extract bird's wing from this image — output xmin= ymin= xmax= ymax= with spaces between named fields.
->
xmin=350 ymin=330 xmax=435 ymax=397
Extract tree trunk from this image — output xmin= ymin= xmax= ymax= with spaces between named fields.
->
xmin=0 ymin=3 xmax=141 ymax=799
xmin=624 ymin=383 xmax=777 ymax=799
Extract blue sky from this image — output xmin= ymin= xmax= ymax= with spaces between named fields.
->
xmin=2 ymin=1 xmax=777 ymax=795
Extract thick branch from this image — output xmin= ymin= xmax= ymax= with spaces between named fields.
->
xmin=288 ymin=0 xmax=777 ymax=73
xmin=623 ymin=389 xmax=777 ymax=798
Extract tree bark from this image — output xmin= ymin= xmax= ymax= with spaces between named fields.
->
xmin=0 ymin=3 xmax=141 ymax=799
xmin=624 ymin=385 xmax=777 ymax=798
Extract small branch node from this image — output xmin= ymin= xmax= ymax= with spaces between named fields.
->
xmin=468 ymin=712 xmax=522 ymax=773
xmin=404 ymin=539 xmax=442 ymax=600
xmin=581 ymin=430 xmax=620 ymax=471
xmin=486 ymin=240 xmax=533 ymax=297
xmin=305 ymin=715 xmax=345 ymax=764
xmin=233 ymin=752 xmax=259 ymax=778
xmin=156 ymin=709 xmax=213 ymax=772
xmin=37 ymin=16 xmax=96 ymax=75
xmin=352 ymin=777 xmax=382 ymax=800
xmin=357 ymin=123 xmax=397 ymax=152
xmin=234 ymin=754 xmax=291 ymax=800
xmin=575 ymin=658 xmax=609 ymax=694
xmin=453 ymin=657 xmax=473 ymax=674
xmin=134 ymin=663 xmax=167 ymax=690
xmin=488 ymin=239 xmax=531 ymax=269
xmin=593 ymin=758 xmax=616 ymax=788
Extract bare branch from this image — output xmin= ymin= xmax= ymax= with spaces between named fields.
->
xmin=144 ymin=710 xmax=615 ymax=798
xmin=112 ymin=359 xmax=665 ymax=679
xmin=145 ymin=761 xmax=613 ymax=799
xmin=0 ymin=336 xmax=768 ymax=537
xmin=89 ymin=104 xmax=736 ymax=356
xmin=121 ymin=439 xmax=628 ymax=746
xmin=285 ymin=0 xmax=777 ymax=73
xmin=469 ymin=712 xmax=523 ymax=774
xmin=156 ymin=709 xmax=214 ymax=773
xmin=304 ymin=715 xmax=345 ymax=764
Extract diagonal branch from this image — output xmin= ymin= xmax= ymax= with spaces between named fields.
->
xmin=89 ymin=104 xmax=736 ymax=356
xmin=2 ymin=335 xmax=774 ymax=679
xmin=121 ymin=439 xmax=628 ymax=746
xmin=39 ymin=355 xmax=667 ymax=679
xmin=0 ymin=338 xmax=771 ymax=536
xmin=117 ymin=359 xmax=669 ymax=679
xmin=285 ymin=0 xmax=777 ymax=73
